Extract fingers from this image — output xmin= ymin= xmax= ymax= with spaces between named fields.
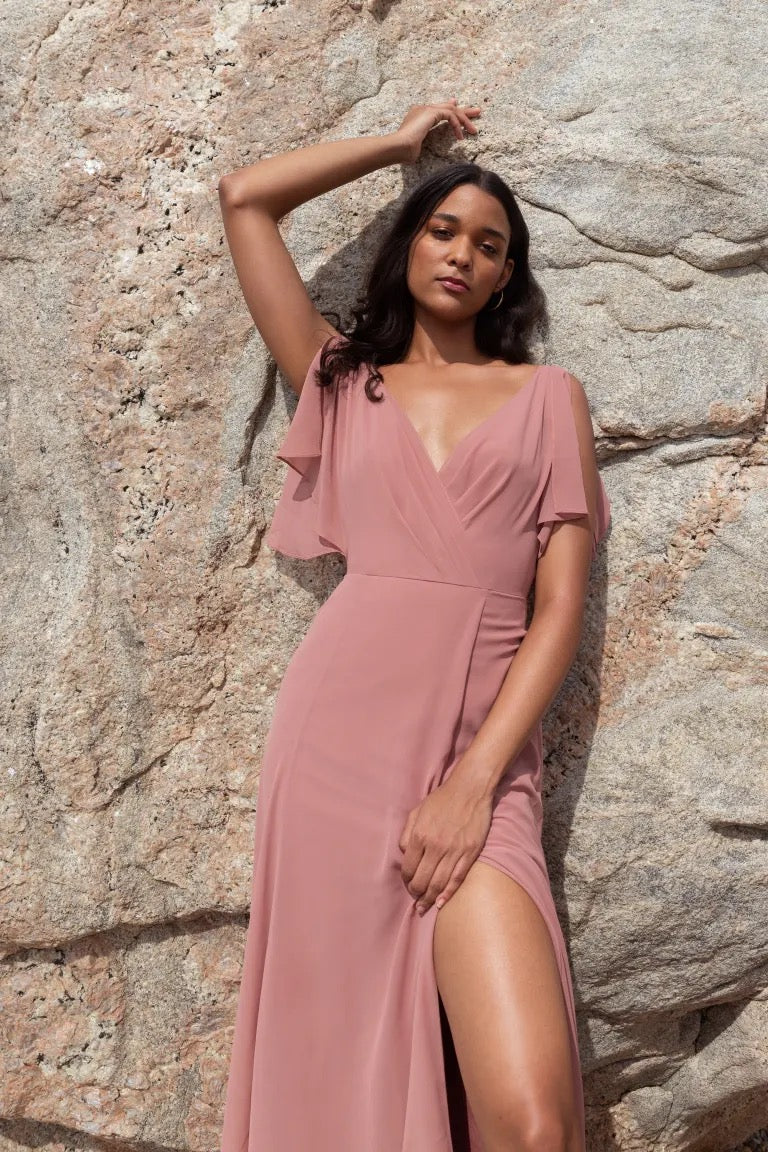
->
xmin=399 ymin=818 xmax=440 ymax=899
xmin=402 ymin=836 xmax=474 ymax=915
xmin=453 ymin=101 xmax=482 ymax=136
xmin=430 ymin=99 xmax=481 ymax=141
xmin=428 ymin=107 xmax=460 ymax=140
xmin=434 ymin=853 xmax=474 ymax=910
xmin=398 ymin=781 xmax=488 ymax=915
xmin=399 ymin=809 xmax=426 ymax=892
xmin=408 ymin=848 xmax=455 ymax=915
xmin=446 ymin=97 xmax=481 ymax=138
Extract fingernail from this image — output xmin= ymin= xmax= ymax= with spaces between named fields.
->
xmin=435 ymin=897 xmax=445 ymax=909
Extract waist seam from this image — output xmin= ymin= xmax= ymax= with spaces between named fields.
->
xmin=345 ymin=570 xmax=527 ymax=601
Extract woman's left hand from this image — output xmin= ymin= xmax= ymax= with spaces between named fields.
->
xmin=398 ymin=769 xmax=493 ymax=914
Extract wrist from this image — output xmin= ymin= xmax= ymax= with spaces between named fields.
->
xmin=448 ymin=752 xmax=505 ymax=802
xmin=385 ymin=130 xmax=417 ymax=165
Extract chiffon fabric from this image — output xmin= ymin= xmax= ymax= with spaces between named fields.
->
xmin=220 ymin=335 xmax=611 ymax=1151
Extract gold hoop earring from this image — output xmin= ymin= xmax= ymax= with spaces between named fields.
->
xmin=487 ymin=287 xmax=504 ymax=312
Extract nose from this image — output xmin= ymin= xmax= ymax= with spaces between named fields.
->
xmin=448 ymin=236 xmax=473 ymax=269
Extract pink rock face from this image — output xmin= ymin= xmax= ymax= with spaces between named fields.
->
xmin=1 ymin=0 xmax=766 ymax=1149
xmin=1 ymin=927 xmax=245 ymax=1147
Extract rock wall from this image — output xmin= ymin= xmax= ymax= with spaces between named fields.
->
xmin=0 ymin=1 xmax=765 ymax=1149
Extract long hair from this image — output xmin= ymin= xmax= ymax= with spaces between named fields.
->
xmin=315 ymin=161 xmax=549 ymax=400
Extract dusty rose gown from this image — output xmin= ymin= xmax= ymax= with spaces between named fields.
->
xmin=220 ymin=334 xmax=611 ymax=1152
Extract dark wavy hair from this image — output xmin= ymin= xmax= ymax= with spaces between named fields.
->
xmin=315 ymin=161 xmax=549 ymax=400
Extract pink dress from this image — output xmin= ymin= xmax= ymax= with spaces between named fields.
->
xmin=220 ymin=334 xmax=611 ymax=1151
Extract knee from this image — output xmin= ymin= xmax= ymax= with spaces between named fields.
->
xmin=484 ymin=1107 xmax=580 ymax=1152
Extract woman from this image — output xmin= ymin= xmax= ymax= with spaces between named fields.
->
xmin=217 ymin=99 xmax=610 ymax=1152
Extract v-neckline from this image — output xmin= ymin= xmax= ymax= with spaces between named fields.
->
xmin=378 ymin=364 xmax=547 ymax=481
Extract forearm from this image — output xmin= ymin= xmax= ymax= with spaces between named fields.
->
xmin=451 ymin=599 xmax=584 ymax=799
xmin=218 ymin=131 xmax=410 ymax=219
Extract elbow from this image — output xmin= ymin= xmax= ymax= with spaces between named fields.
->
xmin=217 ymin=174 xmax=281 ymax=219
xmin=218 ymin=173 xmax=244 ymax=209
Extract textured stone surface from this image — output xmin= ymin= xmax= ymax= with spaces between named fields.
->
xmin=0 ymin=0 xmax=765 ymax=1149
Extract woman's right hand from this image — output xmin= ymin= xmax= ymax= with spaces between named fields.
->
xmin=394 ymin=99 xmax=481 ymax=163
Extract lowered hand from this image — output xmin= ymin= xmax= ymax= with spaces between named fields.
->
xmin=398 ymin=769 xmax=493 ymax=914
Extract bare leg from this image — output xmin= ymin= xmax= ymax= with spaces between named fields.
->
xmin=433 ymin=860 xmax=583 ymax=1152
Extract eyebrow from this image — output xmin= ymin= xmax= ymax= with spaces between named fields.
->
xmin=430 ymin=211 xmax=508 ymax=244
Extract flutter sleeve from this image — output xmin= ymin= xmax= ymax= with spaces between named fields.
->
xmin=264 ymin=336 xmax=348 ymax=560
xmin=536 ymin=367 xmax=611 ymax=560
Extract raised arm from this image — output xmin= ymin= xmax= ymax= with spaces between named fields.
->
xmin=217 ymin=101 xmax=481 ymax=395
xmin=217 ymin=134 xmax=405 ymax=395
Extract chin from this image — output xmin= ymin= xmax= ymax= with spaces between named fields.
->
xmin=420 ymin=302 xmax=470 ymax=323
xmin=431 ymin=287 xmax=474 ymax=310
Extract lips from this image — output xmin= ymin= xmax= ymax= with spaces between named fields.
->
xmin=438 ymin=277 xmax=469 ymax=292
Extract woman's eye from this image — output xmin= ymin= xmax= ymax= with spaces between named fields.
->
xmin=432 ymin=228 xmax=496 ymax=255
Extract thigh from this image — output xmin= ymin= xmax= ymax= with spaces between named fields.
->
xmin=433 ymin=859 xmax=578 ymax=1138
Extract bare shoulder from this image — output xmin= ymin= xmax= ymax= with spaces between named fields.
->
xmin=560 ymin=370 xmax=600 ymax=476
xmin=560 ymin=369 xmax=594 ymax=424
xmin=562 ymin=368 xmax=588 ymax=401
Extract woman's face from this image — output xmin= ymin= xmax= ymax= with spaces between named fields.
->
xmin=406 ymin=183 xmax=514 ymax=319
